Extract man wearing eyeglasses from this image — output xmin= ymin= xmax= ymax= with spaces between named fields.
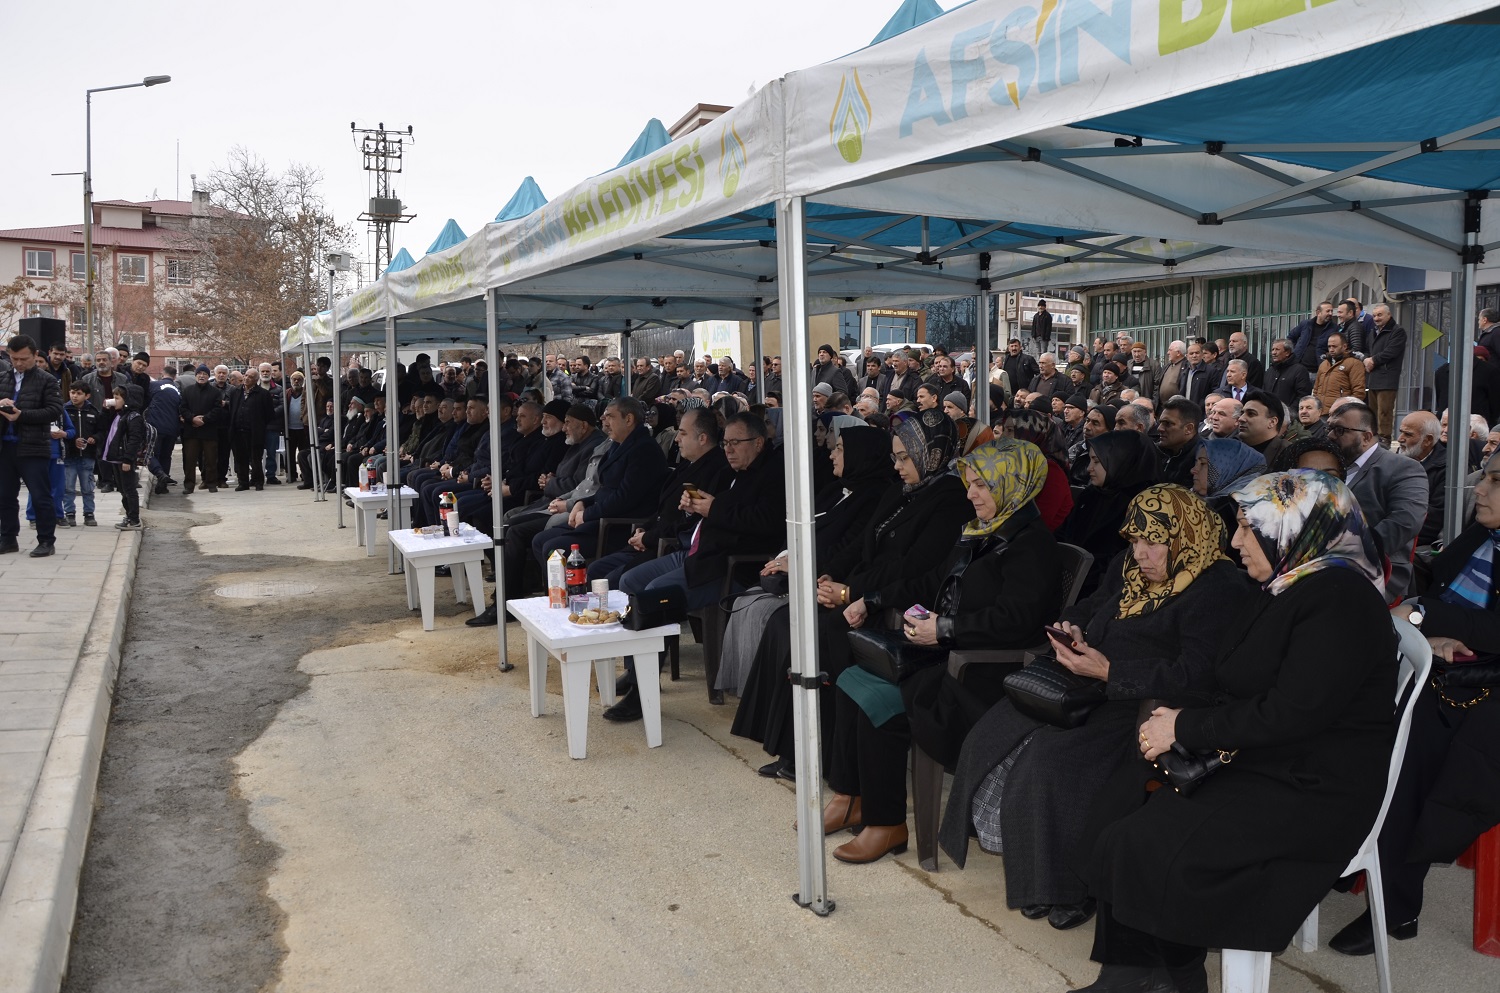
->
xmin=1329 ymin=401 xmax=1428 ymax=601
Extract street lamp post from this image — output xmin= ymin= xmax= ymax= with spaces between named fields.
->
xmin=84 ymin=74 xmax=171 ymax=356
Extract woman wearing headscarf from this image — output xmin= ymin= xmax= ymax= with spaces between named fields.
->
xmin=1002 ymin=407 xmax=1075 ymax=531
xmin=733 ymin=410 xmax=972 ymax=779
xmin=939 ymin=485 xmax=1253 ymax=932
xmin=1057 ymin=430 xmax=1160 ymax=597
xmin=720 ymin=425 xmax=896 ymax=698
xmin=1069 ymin=404 xmax=1118 ymax=487
xmin=824 ymin=439 xmax=1067 ymax=863
xmin=761 ymin=405 xmax=783 ymax=447
xmin=1078 ymin=472 xmax=1393 ymax=993
xmin=1191 ymin=436 xmax=1267 ymax=538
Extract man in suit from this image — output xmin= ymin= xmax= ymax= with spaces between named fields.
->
xmin=1330 ymin=401 xmax=1429 ymax=601
xmin=1396 ymin=410 xmax=1448 ymax=547
xmin=1263 ymin=338 xmax=1313 ymax=408
xmin=1217 ymin=331 xmax=1265 ymax=391
xmin=1180 ymin=340 xmax=1216 ymax=408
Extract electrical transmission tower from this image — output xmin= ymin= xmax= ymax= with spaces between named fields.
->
xmin=352 ymin=121 xmax=415 ymax=279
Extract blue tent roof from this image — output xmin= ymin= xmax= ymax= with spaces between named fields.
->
xmin=615 ymin=119 xmax=672 ymax=169
xmin=869 ymin=0 xmax=944 ymax=46
xmin=386 ymin=248 xmax=416 ymax=273
xmin=495 ymin=176 xmax=548 ymax=222
xmin=1083 ymin=25 xmax=1500 ymax=191
xmin=426 ymin=219 xmax=468 ymax=255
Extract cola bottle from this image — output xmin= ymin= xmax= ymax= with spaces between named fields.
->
xmin=565 ymin=544 xmax=587 ymax=597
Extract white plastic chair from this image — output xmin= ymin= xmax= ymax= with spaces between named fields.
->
xmin=1221 ymin=616 xmax=1432 ymax=993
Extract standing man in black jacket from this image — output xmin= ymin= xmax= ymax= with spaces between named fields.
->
xmin=1263 ymin=338 xmax=1313 ymax=407
xmin=0 ymin=335 xmax=65 ymax=556
xmin=1364 ymin=304 xmax=1407 ymax=446
xmin=227 ymin=368 xmax=278 ymax=490
xmin=178 ymin=365 xmax=223 ymax=494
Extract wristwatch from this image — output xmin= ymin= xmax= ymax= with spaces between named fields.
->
xmin=1405 ymin=599 xmax=1424 ymax=627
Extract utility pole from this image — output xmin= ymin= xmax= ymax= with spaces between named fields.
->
xmin=352 ymin=122 xmax=415 ymax=280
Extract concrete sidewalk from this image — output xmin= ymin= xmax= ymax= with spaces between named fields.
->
xmin=0 ymin=491 xmax=146 ymax=993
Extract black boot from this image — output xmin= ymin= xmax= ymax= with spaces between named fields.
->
xmin=466 ymin=597 xmax=498 ymax=627
xmin=1048 ymin=899 xmax=1097 ymax=931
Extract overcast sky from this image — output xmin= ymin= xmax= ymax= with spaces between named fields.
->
xmin=1 ymin=0 xmax=922 ymax=274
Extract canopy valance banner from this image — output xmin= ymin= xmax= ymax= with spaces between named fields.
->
xmin=782 ymin=0 xmax=1497 ymax=197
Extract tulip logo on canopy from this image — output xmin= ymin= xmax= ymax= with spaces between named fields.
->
xmin=720 ymin=123 xmax=748 ymax=197
xmin=829 ymin=69 xmax=872 ymax=163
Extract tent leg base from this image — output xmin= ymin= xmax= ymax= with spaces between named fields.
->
xmin=498 ymin=661 xmax=515 ymax=673
xmin=792 ymin=893 xmax=835 ymax=917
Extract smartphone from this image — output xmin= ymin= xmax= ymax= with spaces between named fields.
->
xmin=1450 ymin=652 xmax=1478 ymax=663
xmin=904 ymin=604 xmax=930 ymax=621
xmin=682 ymin=483 xmax=702 ymax=499
xmin=1044 ymin=624 xmax=1077 ymax=647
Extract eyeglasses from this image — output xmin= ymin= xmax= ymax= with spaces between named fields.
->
xmin=722 ymin=436 xmax=758 ymax=450
xmin=1326 ymin=424 xmax=1367 ymax=437
xmin=891 ymin=451 xmax=912 ymax=464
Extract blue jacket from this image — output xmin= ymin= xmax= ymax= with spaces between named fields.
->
xmin=580 ymin=424 xmax=669 ymax=525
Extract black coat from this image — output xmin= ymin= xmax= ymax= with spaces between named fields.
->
xmin=1433 ymin=355 xmax=1500 ymax=430
xmin=1082 ymin=567 xmax=1396 ymax=951
xmin=938 ymin=556 xmax=1253 ymax=908
xmin=0 ymin=365 xmax=65 ymax=458
xmin=825 ymin=474 xmax=973 ymax=609
xmin=178 ymin=381 xmax=223 ymax=439
xmin=64 ymin=400 xmax=102 ymax=460
xmin=228 ymin=385 xmax=277 ymax=434
xmin=1263 ymin=358 xmax=1312 ymax=407
xmin=1406 ymin=525 xmax=1500 ymax=861
xmin=579 ymin=425 xmax=669 ymax=525
xmin=684 ymin=444 xmax=786 ymax=588
xmin=1365 ymin=322 xmax=1407 ymax=391
xmin=1055 ymin=480 xmax=1154 ymax=598
xmin=642 ymin=445 xmax=734 ymax=553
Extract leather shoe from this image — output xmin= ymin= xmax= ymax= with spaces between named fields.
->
xmin=757 ymin=760 xmax=782 ymax=778
xmin=1329 ymin=909 xmax=1418 ymax=956
xmin=465 ymin=604 xmax=498 ymax=627
xmin=832 ymin=823 xmax=908 ymax=864
xmin=822 ymin=793 xmax=863 ymax=835
xmin=29 ymin=543 xmax=56 ymax=558
xmin=1074 ymin=965 xmax=1175 ymax=993
xmin=616 ymin=670 xmax=637 ymax=696
xmin=602 ymin=687 xmax=643 ymax=723
xmin=775 ymin=758 xmax=796 ymax=782
xmin=1048 ymin=899 xmax=1097 ymax=931
xmin=1020 ymin=904 xmax=1051 ymax=920
xmin=0 ymin=537 xmax=19 ymax=554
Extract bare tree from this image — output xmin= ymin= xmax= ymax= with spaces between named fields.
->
xmin=159 ymin=147 xmax=355 ymax=365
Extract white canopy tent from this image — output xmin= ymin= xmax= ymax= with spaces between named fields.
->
xmin=280 ymin=0 xmax=1500 ymax=915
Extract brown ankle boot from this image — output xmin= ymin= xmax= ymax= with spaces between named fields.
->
xmin=832 ymin=823 xmax=909 ymax=864
xmin=822 ymin=793 xmax=863 ymax=835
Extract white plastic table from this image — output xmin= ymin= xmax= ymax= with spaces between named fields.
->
xmin=385 ymin=528 xmax=493 ymax=631
xmin=345 ymin=485 xmax=418 ymax=556
xmin=505 ymin=592 xmax=680 ymax=759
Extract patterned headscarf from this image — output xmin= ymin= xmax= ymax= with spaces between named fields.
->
xmin=1115 ymin=484 xmax=1229 ymax=619
xmin=1231 ymin=469 xmax=1384 ymax=597
xmin=1199 ymin=438 xmax=1266 ymax=498
xmin=1003 ymin=407 xmax=1067 ymax=466
xmin=953 ymin=416 xmax=996 ymax=460
xmin=956 ymin=439 xmax=1048 ymax=539
xmin=891 ymin=409 xmax=958 ymax=492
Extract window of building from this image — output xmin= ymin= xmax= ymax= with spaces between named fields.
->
xmin=118 ymin=255 xmax=148 ymax=285
xmin=69 ymin=306 xmax=102 ymax=332
xmin=25 ymin=249 xmax=54 ymax=278
xmin=167 ymin=327 xmax=193 ymax=336
xmin=71 ymin=251 xmax=99 ymax=281
xmin=166 ymin=258 xmax=193 ymax=286
xmin=25 ymin=303 xmax=58 ymax=319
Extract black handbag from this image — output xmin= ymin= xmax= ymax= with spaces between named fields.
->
xmin=1002 ymin=654 xmax=1108 ymax=729
xmin=1431 ymin=654 xmax=1500 ymax=709
xmin=847 ymin=628 xmax=947 ymax=683
xmin=1154 ymin=742 xmax=1237 ymax=795
xmin=622 ymin=587 xmax=687 ymax=630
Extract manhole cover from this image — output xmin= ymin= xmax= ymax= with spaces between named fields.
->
xmin=215 ymin=581 xmax=318 ymax=599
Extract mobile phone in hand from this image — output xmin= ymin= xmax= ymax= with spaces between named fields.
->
xmin=1044 ymin=624 xmax=1077 ymax=647
xmin=682 ymin=484 xmax=702 ymax=499
xmin=905 ymin=604 xmax=930 ymax=621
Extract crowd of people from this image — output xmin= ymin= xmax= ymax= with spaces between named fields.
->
xmin=3 ymin=300 xmax=1497 ymax=993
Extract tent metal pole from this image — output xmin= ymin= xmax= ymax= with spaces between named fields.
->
xmin=487 ymin=288 xmax=513 ymax=671
xmin=776 ymin=195 xmax=833 ymax=917
xmin=976 ymin=259 xmax=992 ymax=425
xmin=385 ymin=315 xmax=400 ymax=575
xmin=303 ymin=343 xmax=324 ymax=501
xmin=752 ymin=317 xmax=764 ymax=401
xmin=1443 ymin=196 xmax=1484 ymax=546
xmin=540 ymin=336 xmax=551 ymax=400
xmin=620 ymin=324 xmax=632 ymax=395
xmin=332 ymin=319 xmax=345 ymax=529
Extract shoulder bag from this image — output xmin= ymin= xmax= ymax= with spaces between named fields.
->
xmin=847 ymin=628 xmax=947 ymax=684
xmin=1002 ymin=654 xmax=1109 ymax=729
